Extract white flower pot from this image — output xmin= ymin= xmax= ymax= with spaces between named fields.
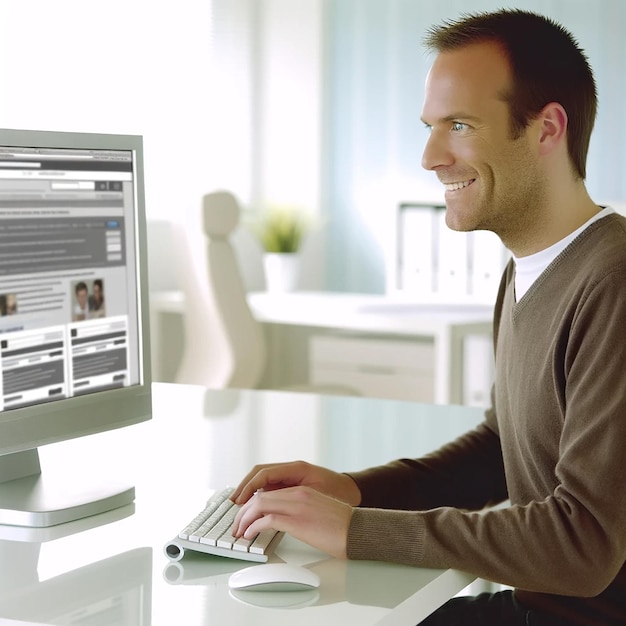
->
xmin=263 ymin=253 xmax=300 ymax=292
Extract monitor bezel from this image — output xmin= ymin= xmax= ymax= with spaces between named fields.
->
xmin=0 ymin=128 xmax=152 ymax=458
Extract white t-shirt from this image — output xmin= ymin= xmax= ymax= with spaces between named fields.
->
xmin=513 ymin=207 xmax=615 ymax=301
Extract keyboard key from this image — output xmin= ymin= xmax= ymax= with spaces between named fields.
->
xmin=232 ymin=537 xmax=255 ymax=552
xmin=249 ymin=529 xmax=279 ymax=554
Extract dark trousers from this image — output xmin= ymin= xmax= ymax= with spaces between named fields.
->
xmin=420 ymin=590 xmax=571 ymax=626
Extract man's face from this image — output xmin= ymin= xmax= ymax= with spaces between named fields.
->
xmin=421 ymin=40 xmax=547 ymax=243
xmin=76 ymin=288 xmax=88 ymax=308
xmin=93 ymin=283 xmax=102 ymax=303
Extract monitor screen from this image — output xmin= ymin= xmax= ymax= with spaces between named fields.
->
xmin=0 ymin=129 xmax=152 ymax=527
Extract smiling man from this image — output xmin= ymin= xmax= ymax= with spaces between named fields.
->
xmin=231 ymin=10 xmax=626 ymax=625
xmin=421 ymin=41 xmax=552 ymax=247
xmin=420 ymin=14 xmax=600 ymax=259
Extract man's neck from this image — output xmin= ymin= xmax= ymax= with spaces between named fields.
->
xmin=507 ymin=186 xmax=599 ymax=258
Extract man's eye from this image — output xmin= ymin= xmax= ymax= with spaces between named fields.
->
xmin=451 ymin=122 xmax=468 ymax=131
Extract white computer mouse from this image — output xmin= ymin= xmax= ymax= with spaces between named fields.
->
xmin=228 ymin=563 xmax=320 ymax=592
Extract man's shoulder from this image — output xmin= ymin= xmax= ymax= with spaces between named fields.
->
xmin=558 ymin=215 xmax=626 ymax=313
xmin=570 ymin=213 xmax=626 ymax=269
xmin=587 ymin=211 xmax=626 ymax=239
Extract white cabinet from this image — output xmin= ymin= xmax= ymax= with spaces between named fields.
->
xmin=310 ymin=335 xmax=435 ymax=402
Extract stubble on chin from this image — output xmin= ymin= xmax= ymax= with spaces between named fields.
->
xmin=444 ymin=165 xmax=549 ymax=251
xmin=443 ymin=194 xmax=488 ymax=233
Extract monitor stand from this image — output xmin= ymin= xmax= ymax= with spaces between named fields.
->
xmin=0 ymin=449 xmax=135 ymax=528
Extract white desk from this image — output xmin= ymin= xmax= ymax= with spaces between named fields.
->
xmin=0 ymin=383 xmax=483 ymax=625
xmin=150 ymin=290 xmax=493 ymax=404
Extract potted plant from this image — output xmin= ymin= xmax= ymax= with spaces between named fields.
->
xmin=251 ymin=206 xmax=311 ymax=292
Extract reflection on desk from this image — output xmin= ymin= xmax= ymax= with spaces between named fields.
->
xmin=1 ymin=384 xmax=483 ymax=626
xmin=0 ymin=543 xmax=152 ymax=626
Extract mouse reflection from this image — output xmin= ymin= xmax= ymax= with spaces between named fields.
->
xmin=229 ymin=587 xmax=320 ymax=609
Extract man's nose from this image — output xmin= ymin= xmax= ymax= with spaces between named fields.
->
xmin=421 ymin=130 xmax=454 ymax=171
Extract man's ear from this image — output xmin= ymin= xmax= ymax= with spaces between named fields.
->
xmin=537 ymin=102 xmax=568 ymax=156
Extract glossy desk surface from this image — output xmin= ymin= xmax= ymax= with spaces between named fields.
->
xmin=0 ymin=383 xmax=485 ymax=626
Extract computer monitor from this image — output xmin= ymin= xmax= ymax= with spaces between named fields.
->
xmin=0 ymin=128 xmax=152 ymax=528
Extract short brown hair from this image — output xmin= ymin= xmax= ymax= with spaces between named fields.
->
xmin=424 ymin=9 xmax=597 ymax=180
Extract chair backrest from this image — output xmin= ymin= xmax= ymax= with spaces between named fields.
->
xmin=174 ymin=191 xmax=266 ymax=388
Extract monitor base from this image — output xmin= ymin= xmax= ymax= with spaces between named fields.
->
xmin=0 ymin=448 xmax=135 ymax=528
xmin=0 ymin=474 xmax=135 ymax=528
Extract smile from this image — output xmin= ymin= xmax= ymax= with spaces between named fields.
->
xmin=443 ymin=179 xmax=475 ymax=191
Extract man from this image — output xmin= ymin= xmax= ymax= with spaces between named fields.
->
xmin=231 ymin=10 xmax=626 ymax=625
xmin=73 ymin=281 xmax=89 ymax=321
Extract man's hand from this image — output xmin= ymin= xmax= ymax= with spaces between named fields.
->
xmin=232 ymin=485 xmax=354 ymax=559
xmin=230 ymin=460 xmax=362 ymax=507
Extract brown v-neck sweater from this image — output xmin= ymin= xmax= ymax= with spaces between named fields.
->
xmin=347 ymin=214 xmax=626 ymax=624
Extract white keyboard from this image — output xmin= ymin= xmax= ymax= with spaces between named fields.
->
xmin=163 ymin=487 xmax=284 ymax=563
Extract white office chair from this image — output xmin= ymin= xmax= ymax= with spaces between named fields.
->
xmin=173 ymin=191 xmax=266 ymax=388
xmin=173 ymin=190 xmax=358 ymax=396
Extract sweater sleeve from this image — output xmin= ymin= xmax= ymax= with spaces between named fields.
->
xmin=348 ymin=259 xmax=626 ymax=600
xmin=347 ymin=415 xmax=508 ymax=512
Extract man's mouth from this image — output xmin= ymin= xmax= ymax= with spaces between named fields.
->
xmin=443 ymin=179 xmax=476 ymax=191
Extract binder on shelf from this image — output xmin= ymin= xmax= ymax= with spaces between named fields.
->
xmin=397 ymin=204 xmax=437 ymax=293
xmin=470 ymin=230 xmax=509 ymax=301
xmin=435 ymin=209 xmax=469 ymax=296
